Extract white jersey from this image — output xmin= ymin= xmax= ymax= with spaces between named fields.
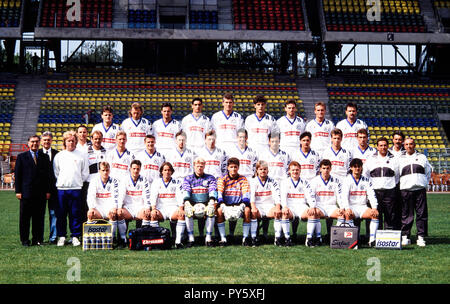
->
xmin=335 ymin=118 xmax=369 ymax=151
xmin=341 ymin=174 xmax=378 ymax=209
xmin=105 ymin=149 xmax=136 ymax=180
xmin=305 ymin=119 xmax=334 ymax=153
xmin=210 ymin=110 xmax=244 ymax=153
xmin=181 ymin=113 xmax=211 ymax=150
xmin=196 ymin=147 xmax=228 ymax=179
xmin=351 ymin=145 xmax=376 ymax=176
xmin=364 ymin=151 xmax=399 ymax=190
xmin=135 ymin=150 xmax=166 ymax=184
xmin=121 ymin=174 xmax=151 ymax=209
xmin=309 ymin=174 xmax=343 ymax=209
xmin=321 ymin=147 xmax=352 ymax=180
xmin=87 ymin=175 xmax=123 ymax=210
xmin=165 ymin=148 xmax=196 ymax=180
xmin=152 ymin=118 xmax=182 ymax=153
xmin=398 ymin=150 xmax=432 ymax=191
xmin=280 ymin=177 xmax=315 ymax=208
xmin=75 ymin=141 xmax=90 ymax=155
xmin=91 ymin=123 xmax=121 ymax=151
xmin=86 ymin=145 xmax=107 ymax=182
xmin=121 ymin=117 xmax=153 ymax=154
xmin=250 ymin=176 xmax=281 ymax=206
xmin=245 ymin=113 xmax=279 ymax=153
xmin=258 ymin=148 xmax=290 ymax=183
xmin=290 ymin=148 xmax=321 ymax=180
xmin=228 ymin=145 xmax=258 ymax=179
xmin=388 ymin=147 xmax=405 ymax=158
xmin=150 ymin=177 xmax=184 ymax=210
xmin=276 ymin=115 xmax=306 ymax=154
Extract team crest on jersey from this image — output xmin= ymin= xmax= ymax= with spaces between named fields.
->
xmin=202 ymin=180 xmax=209 ymax=187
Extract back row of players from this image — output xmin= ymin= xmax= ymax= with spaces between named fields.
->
xmin=51 ymin=94 xmax=431 ymax=248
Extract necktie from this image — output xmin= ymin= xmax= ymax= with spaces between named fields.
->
xmin=32 ymin=152 xmax=37 ymax=164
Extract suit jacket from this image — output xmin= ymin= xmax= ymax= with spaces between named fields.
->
xmin=39 ymin=148 xmax=59 ymax=192
xmin=15 ymin=150 xmax=51 ymax=199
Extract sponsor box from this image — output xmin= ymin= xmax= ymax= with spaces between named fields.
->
xmin=330 ymin=225 xmax=359 ymax=249
xmin=375 ymin=230 xmax=402 ymax=250
xmin=82 ymin=220 xmax=113 ymax=251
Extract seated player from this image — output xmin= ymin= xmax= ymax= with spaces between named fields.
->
xmin=86 ymin=162 xmax=123 ymax=246
xmin=149 ymin=162 xmax=186 ymax=248
xmin=309 ymin=159 xmax=346 ymax=246
xmin=342 ymin=158 xmax=379 ymax=247
xmin=116 ymin=160 xmax=152 ymax=247
xmin=280 ymin=161 xmax=318 ymax=247
xmin=182 ymin=157 xmax=218 ymax=247
xmin=216 ymin=157 xmax=251 ymax=246
xmin=249 ymin=160 xmax=282 ymax=247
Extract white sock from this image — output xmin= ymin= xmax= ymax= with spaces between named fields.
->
xmin=347 ymin=219 xmax=354 ymax=227
xmin=281 ymin=219 xmax=290 ymax=239
xmin=150 ymin=221 xmax=159 ymax=228
xmin=109 ymin=220 xmax=117 ymax=239
xmin=250 ymin=219 xmax=258 ymax=238
xmin=369 ymin=219 xmax=379 ymax=242
xmin=186 ymin=217 xmax=195 ymax=242
xmin=205 ymin=216 xmax=215 ymax=242
xmin=142 ymin=220 xmax=151 ymax=226
xmin=306 ymin=219 xmax=315 ymax=240
xmin=274 ymin=219 xmax=282 ymax=238
xmin=175 ymin=220 xmax=186 ymax=244
xmin=118 ymin=220 xmax=127 ymax=240
xmin=243 ymin=222 xmax=250 ymax=239
xmin=337 ymin=218 xmax=345 ymax=225
xmin=314 ymin=219 xmax=322 ymax=238
xmin=218 ymin=222 xmax=226 ymax=242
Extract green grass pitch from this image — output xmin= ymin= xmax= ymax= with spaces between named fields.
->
xmin=0 ymin=190 xmax=448 ymax=284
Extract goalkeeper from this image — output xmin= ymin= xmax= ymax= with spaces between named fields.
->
xmin=216 ymin=157 xmax=251 ymax=246
xmin=182 ymin=157 xmax=218 ymax=247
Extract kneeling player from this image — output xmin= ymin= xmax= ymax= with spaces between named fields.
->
xmin=342 ymin=158 xmax=379 ymax=246
xmin=87 ymin=162 xmax=123 ymax=246
xmin=249 ymin=160 xmax=282 ymax=247
xmin=117 ymin=160 xmax=152 ymax=247
xmin=149 ymin=162 xmax=186 ymax=248
xmin=309 ymin=159 xmax=346 ymax=246
xmin=280 ymin=161 xmax=318 ymax=247
xmin=216 ymin=157 xmax=251 ymax=246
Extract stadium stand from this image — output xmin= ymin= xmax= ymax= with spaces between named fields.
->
xmin=128 ymin=9 xmax=156 ymax=28
xmin=190 ymin=10 xmax=218 ymax=29
xmin=323 ymin=0 xmax=426 ymax=32
xmin=0 ymin=0 xmax=22 ymax=27
xmin=0 ymin=82 xmax=15 ymax=160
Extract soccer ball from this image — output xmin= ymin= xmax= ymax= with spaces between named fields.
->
xmin=227 ymin=205 xmax=243 ymax=222
xmin=193 ymin=204 xmax=206 ymax=219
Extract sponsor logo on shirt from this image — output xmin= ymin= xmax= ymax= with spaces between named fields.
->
xmin=144 ymin=164 xmax=159 ymax=171
xmin=206 ymin=160 xmax=220 ymax=166
xmin=284 ymin=131 xmax=300 ymax=136
xmin=173 ymin=162 xmax=190 ymax=168
xmin=251 ymin=128 xmax=268 ymax=134
xmin=317 ymin=191 xmax=335 ymax=196
xmin=331 ymin=161 xmax=345 ymax=167
xmin=112 ymin=163 xmax=129 ymax=170
xmin=255 ymin=191 xmax=272 ymax=197
xmin=287 ymin=193 xmax=304 ymax=198
xmin=96 ymin=193 xmax=112 ymax=198
xmin=344 ymin=133 xmax=357 ymax=138
xmin=159 ymin=193 xmax=176 ymax=198
xmin=189 ymin=126 xmax=204 ymax=132
xmin=219 ymin=124 xmax=236 ymax=130
xmin=158 ymin=132 xmax=174 ymax=138
xmin=129 ymin=132 xmax=146 ymax=138
xmin=126 ymin=190 xmax=143 ymax=196
xmin=314 ymin=132 xmax=329 ymax=137
xmin=350 ymin=191 xmax=367 ymax=196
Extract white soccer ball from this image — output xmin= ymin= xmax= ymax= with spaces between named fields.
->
xmin=193 ymin=203 xmax=206 ymax=219
xmin=227 ymin=205 xmax=243 ymax=222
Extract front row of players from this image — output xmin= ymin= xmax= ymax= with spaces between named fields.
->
xmin=87 ymin=155 xmax=380 ymax=248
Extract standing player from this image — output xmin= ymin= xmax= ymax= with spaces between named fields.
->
xmin=364 ymin=137 xmax=400 ymax=230
xmin=335 ymin=102 xmax=369 ymax=151
xmin=86 ymin=162 xmax=123 ymax=246
xmin=228 ymin=128 xmax=258 ymax=180
xmin=249 ymin=160 xmax=282 ymax=247
xmin=86 ymin=131 xmax=107 ymax=183
xmin=210 ymin=93 xmax=245 ymax=154
xmin=276 ymin=99 xmax=305 ymax=156
xmin=149 ymin=162 xmax=185 ymax=248
xmin=75 ymin=125 xmax=90 ymax=154
xmin=91 ymin=106 xmax=121 ymax=151
xmin=152 ymin=103 xmax=182 ymax=154
xmin=309 ymin=159 xmax=346 ymax=245
xmin=398 ymin=137 xmax=432 ymax=247
xmin=279 ymin=161 xmax=317 ymax=247
xmin=121 ymin=102 xmax=153 ymax=155
xmin=105 ymin=131 xmax=135 ymax=180
xmin=135 ymin=135 xmax=166 ymax=184
xmin=165 ymin=131 xmax=196 ymax=180
xmin=342 ymin=158 xmax=379 ymax=247
xmin=388 ymin=130 xmax=405 ymax=157
xmin=245 ymin=95 xmax=279 ymax=155
xmin=305 ymin=102 xmax=334 ymax=154
xmin=196 ymin=130 xmax=227 ymax=179
xmin=258 ymin=133 xmax=291 ymax=184
xmin=290 ymin=131 xmax=321 ymax=180
xmin=216 ymin=157 xmax=251 ymax=246
xmin=181 ymin=98 xmax=211 ymax=151
xmin=320 ymin=128 xmax=352 ymax=181
xmin=182 ymin=158 xmax=218 ymax=247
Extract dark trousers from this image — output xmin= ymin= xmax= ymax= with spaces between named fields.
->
xmin=400 ymin=188 xmax=428 ymax=237
xmin=375 ymin=188 xmax=401 ymax=230
xmin=19 ymin=197 xmax=46 ymax=244
xmin=80 ymin=182 xmax=89 ymax=224
xmin=47 ymin=190 xmax=58 ymax=241
xmin=56 ymin=189 xmax=83 ymax=238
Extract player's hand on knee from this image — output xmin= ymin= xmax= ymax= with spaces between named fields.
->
xmin=371 ymin=209 xmax=379 ymax=219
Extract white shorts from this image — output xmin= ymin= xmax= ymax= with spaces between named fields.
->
xmin=349 ymin=205 xmax=369 ymax=219
xmin=255 ymin=203 xmax=274 ymax=218
xmin=124 ymin=203 xmax=145 ymax=219
xmin=286 ymin=203 xmax=309 ymax=218
xmin=158 ymin=205 xmax=179 ymax=220
xmin=317 ymin=205 xmax=340 ymax=218
xmin=95 ymin=204 xmax=116 ymax=219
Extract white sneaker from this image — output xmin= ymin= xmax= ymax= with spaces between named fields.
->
xmin=57 ymin=237 xmax=66 ymax=247
xmin=72 ymin=237 xmax=81 ymax=247
xmin=416 ymin=236 xmax=426 ymax=247
xmin=401 ymin=236 xmax=411 ymax=246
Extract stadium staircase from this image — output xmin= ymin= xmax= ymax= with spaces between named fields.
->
xmin=9 ymin=75 xmax=46 ymax=145
xmin=218 ymin=0 xmax=233 ymax=30
xmin=113 ymin=0 xmax=129 ymax=28
xmin=295 ymin=78 xmax=330 ymax=121
xmin=421 ymin=0 xmax=439 ymax=32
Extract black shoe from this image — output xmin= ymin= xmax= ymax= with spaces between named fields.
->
xmin=291 ymin=233 xmax=297 ymax=244
xmin=314 ymin=237 xmax=323 ymax=247
xmin=274 ymin=237 xmax=284 ymax=247
xmin=218 ymin=240 xmax=227 ymax=247
xmin=31 ymin=241 xmax=42 ymax=246
xmin=284 ymin=238 xmax=292 ymax=247
xmin=258 ymin=234 xmax=268 ymax=245
xmin=242 ymin=237 xmax=251 ymax=247
xmin=118 ymin=238 xmax=128 ymax=249
xmin=22 ymin=240 xmax=31 ymax=247
xmin=186 ymin=241 xmax=194 ymax=248
xmin=305 ymin=238 xmax=315 ymax=247
xmin=368 ymin=240 xmax=376 ymax=248
xmin=251 ymin=237 xmax=258 ymax=247
xmin=48 ymin=239 xmax=57 ymax=245
xmin=175 ymin=243 xmax=185 ymax=249
xmin=206 ymin=241 xmax=215 ymax=247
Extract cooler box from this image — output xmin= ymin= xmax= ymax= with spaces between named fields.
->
xmin=375 ymin=230 xmax=402 ymax=250
xmin=82 ymin=219 xmax=113 ymax=251
xmin=330 ymin=223 xmax=359 ymax=249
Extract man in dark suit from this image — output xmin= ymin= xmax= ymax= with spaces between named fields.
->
xmin=15 ymin=135 xmax=51 ymax=246
xmin=40 ymin=131 xmax=59 ymax=244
